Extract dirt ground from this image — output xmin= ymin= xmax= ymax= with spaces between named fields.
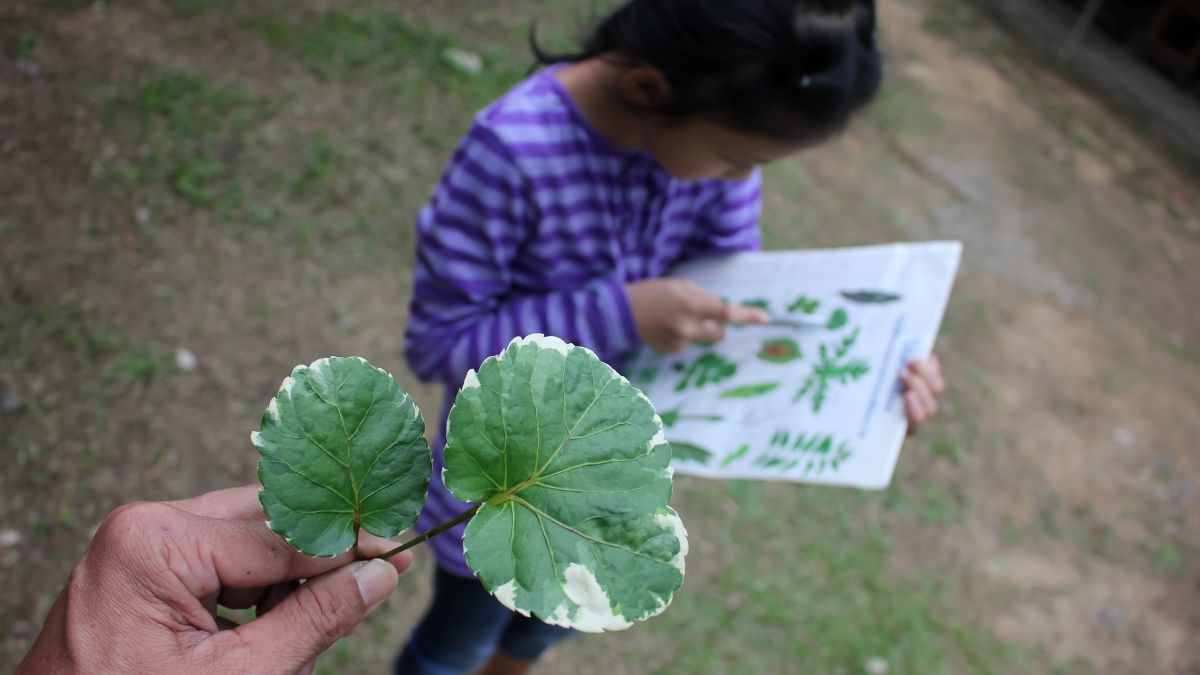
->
xmin=2 ymin=0 xmax=1198 ymax=673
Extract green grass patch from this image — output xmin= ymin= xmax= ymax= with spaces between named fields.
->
xmin=106 ymin=70 xmax=264 ymax=211
xmin=128 ymin=71 xmax=257 ymax=138
xmin=1146 ymin=324 xmax=1200 ymax=371
xmin=654 ymin=480 xmax=1021 ymax=674
xmin=171 ymin=0 xmax=220 ymax=16
xmin=111 ymin=344 xmax=173 ymax=380
xmin=246 ymin=12 xmax=448 ymax=77
xmin=244 ymin=11 xmax=524 ymax=110
xmin=867 ymin=71 xmax=940 ymax=140
xmin=7 ymin=31 xmax=36 ymax=60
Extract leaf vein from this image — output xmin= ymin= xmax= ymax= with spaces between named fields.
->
xmin=513 ymin=496 xmax=671 ymax=566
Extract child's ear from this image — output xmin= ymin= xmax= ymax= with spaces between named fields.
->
xmin=619 ymin=66 xmax=671 ymax=109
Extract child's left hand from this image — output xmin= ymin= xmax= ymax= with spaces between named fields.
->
xmin=900 ymin=355 xmax=945 ymax=436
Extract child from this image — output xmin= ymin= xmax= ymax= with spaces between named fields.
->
xmin=397 ymin=1 xmax=945 ymax=673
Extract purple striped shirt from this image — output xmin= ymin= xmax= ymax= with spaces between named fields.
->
xmin=405 ymin=66 xmax=763 ymax=577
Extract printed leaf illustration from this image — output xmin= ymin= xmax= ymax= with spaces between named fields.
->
xmin=669 ymin=441 xmax=713 ymax=464
xmin=721 ymin=382 xmax=781 ymax=399
xmin=741 ymin=298 xmax=771 ymax=312
xmin=444 ymin=335 xmax=688 ymax=633
xmin=758 ymin=338 xmax=804 ymax=364
xmin=715 ymin=381 xmax=782 ymax=396
xmin=253 ymin=357 xmax=431 ymax=557
xmin=795 ymin=329 xmax=871 ymax=413
xmin=826 ymin=309 xmax=849 ymax=331
xmin=660 ymin=408 xmax=724 ymax=428
xmin=769 ymin=429 xmax=854 ymax=475
xmin=841 ymin=290 xmax=901 ymax=304
xmin=674 ymin=353 xmax=737 ymax=392
xmin=787 ymin=295 xmax=821 ymax=315
xmin=634 ymin=366 xmax=660 ymax=385
xmin=720 ymin=444 xmax=751 ymax=468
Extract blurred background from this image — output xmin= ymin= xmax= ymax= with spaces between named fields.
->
xmin=1 ymin=0 xmax=1198 ymax=673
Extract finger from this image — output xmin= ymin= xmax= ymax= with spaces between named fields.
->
xmin=904 ymin=371 xmax=939 ymax=418
xmin=167 ymin=485 xmax=263 ymax=521
xmin=660 ymin=338 xmax=688 ymax=354
xmin=358 ymin=532 xmax=412 ymax=560
xmin=216 ymin=532 xmax=409 ymax=609
xmin=688 ymin=319 xmax=726 ymax=344
xmin=213 ymin=560 xmax=399 ymax=674
xmin=910 ymin=357 xmax=945 ymax=395
xmin=684 ymin=286 xmax=730 ymax=321
xmin=726 ymin=304 xmax=770 ymax=325
xmin=905 ymin=391 xmax=926 ymax=435
xmin=180 ymin=514 xmax=411 ymax=599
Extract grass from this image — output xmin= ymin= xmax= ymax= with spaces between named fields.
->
xmin=866 ymin=71 xmax=940 ymax=141
xmin=639 ymin=480 xmax=1018 ymax=674
xmin=243 ymin=9 xmax=525 ymax=110
xmin=171 ymin=0 xmax=219 ymax=17
xmin=7 ymin=31 xmax=36 ymax=60
xmin=106 ymin=71 xmax=263 ymax=211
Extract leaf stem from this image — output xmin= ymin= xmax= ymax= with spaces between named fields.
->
xmin=376 ymin=503 xmax=482 ymax=560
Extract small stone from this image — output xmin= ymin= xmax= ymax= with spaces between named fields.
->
xmin=1 ymin=395 xmax=23 ymax=414
xmin=1096 ymin=603 xmax=1127 ymax=634
xmin=134 ymin=207 xmax=151 ymax=225
xmin=1111 ymin=427 xmax=1135 ymax=449
xmin=443 ymin=47 xmax=483 ymax=75
xmin=15 ymin=60 xmax=40 ymax=77
xmin=724 ymin=591 xmax=746 ymax=611
xmin=0 ymin=529 xmax=22 ymax=547
xmin=175 ymin=348 xmax=198 ymax=372
xmin=864 ymin=657 xmax=889 ymax=675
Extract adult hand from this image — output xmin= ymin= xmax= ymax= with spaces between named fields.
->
xmin=627 ymin=278 xmax=768 ymax=353
xmin=17 ymin=485 xmax=412 ymax=675
xmin=901 ymin=355 xmax=946 ymax=436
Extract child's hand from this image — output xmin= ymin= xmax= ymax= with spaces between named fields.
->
xmin=901 ymin=355 xmax=945 ymax=436
xmin=627 ymin=279 xmax=768 ymax=353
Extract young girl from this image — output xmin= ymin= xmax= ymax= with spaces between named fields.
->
xmin=397 ymin=1 xmax=945 ymax=673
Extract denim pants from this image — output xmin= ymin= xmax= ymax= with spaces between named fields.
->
xmin=394 ymin=567 xmax=575 ymax=675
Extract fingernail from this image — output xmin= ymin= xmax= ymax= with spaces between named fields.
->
xmin=354 ymin=559 xmax=398 ymax=609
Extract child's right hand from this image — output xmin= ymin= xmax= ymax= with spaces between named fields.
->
xmin=627 ymin=279 xmax=769 ymax=353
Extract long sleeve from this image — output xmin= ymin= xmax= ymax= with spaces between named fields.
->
xmin=684 ymin=169 xmax=764 ymax=258
xmin=404 ymin=126 xmax=640 ymax=387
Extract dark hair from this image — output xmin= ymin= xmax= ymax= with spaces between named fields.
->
xmin=534 ymin=0 xmax=882 ymax=142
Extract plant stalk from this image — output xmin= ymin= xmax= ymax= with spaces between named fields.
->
xmin=377 ymin=503 xmax=482 ymax=560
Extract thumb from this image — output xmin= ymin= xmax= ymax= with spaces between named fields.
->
xmin=220 ymin=559 xmax=398 ymax=674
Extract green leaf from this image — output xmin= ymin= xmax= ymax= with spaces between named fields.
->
xmin=253 ymin=357 xmax=431 ymax=557
xmin=826 ymin=308 xmax=849 ymax=331
xmin=444 ymin=335 xmax=687 ymax=633
xmin=787 ymin=295 xmax=821 ymax=314
xmin=719 ymin=444 xmax=751 ymax=467
xmin=661 ymin=407 xmax=724 ymax=428
xmin=741 ymin=298 xmax=771 ymax=312
xmin=721 ymin=382 xmax=781 ymax=399
xmin=757 ymin=338 xmax=804 ymax=364
xmin=674 ymin=352 xmax=738 ymax=391
xmin=669 ymin=441 xmax=713 ymax=464
xmin=841 ymin=290 xmax=902 ymax=304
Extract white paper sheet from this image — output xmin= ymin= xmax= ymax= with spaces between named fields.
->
xmin=626 ymin=242 xmax=962 ymax=490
